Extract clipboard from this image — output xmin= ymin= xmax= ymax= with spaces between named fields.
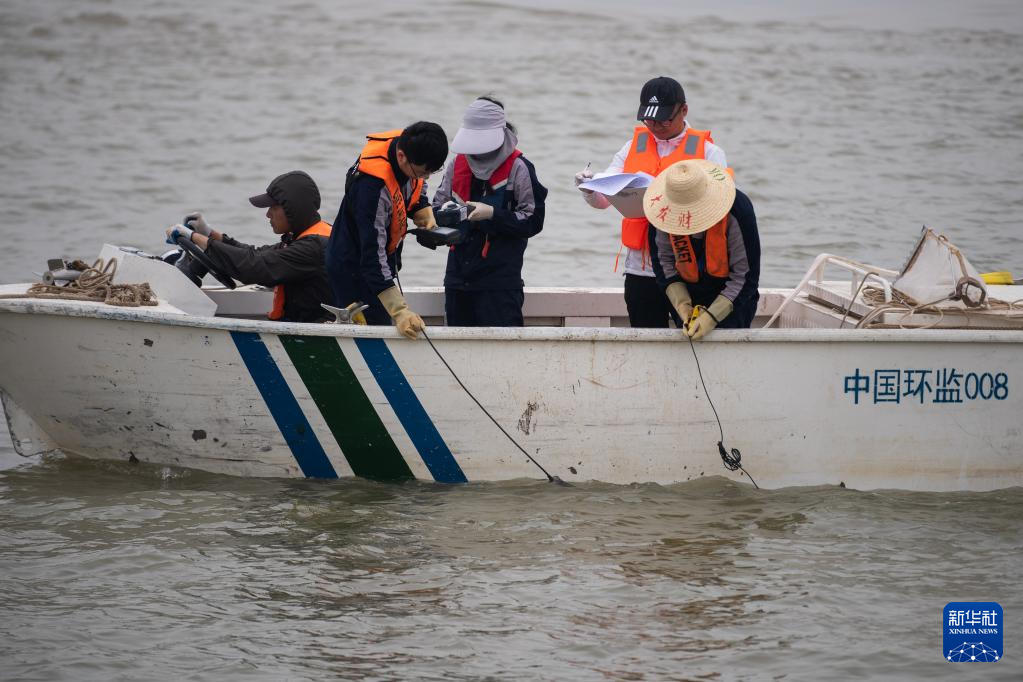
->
xmin=578 ymin=171 xmax=653 ymax=219
xmin=604 ymin=187 xmax=647 ymax=219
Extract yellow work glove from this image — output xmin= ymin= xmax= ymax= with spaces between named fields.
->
xmin=687 ymin=295 xmax=733 ymax=341
xmin=664 ymin=282 xmax=694 ymax=328
xmin=411 ymin=206 xmax=437 ymax=230
xmin=378 ymin=286 xmax=425 ymax=340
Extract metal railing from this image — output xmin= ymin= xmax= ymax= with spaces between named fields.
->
xmin=762 ymin=254 xmax=899 ymax=329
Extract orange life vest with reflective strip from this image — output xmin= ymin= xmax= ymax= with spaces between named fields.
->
xmin=667 ymin=216 xmax=730 ymax=283
xmin=355 ymin=130 xmax=424 ymax=255
xmin=268 ymin=220 xmax=332 ymax=320
xmin=620 ymin=126 xmax=715 ymax=254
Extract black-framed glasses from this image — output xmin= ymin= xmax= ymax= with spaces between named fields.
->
xmin=409 ymin=164 xmax=437 ymax=180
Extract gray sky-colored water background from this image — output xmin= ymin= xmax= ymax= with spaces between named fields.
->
xmin=1 ymin=1 xmax=1022 ymax=680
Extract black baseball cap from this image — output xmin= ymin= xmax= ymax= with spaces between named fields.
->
xmin=248 ymin=170 xmax=318 ymax=208
xmin=248 ymin=170 xmax=322 ymax=232
xmin=637 ymin=76 xmax=686 ymax=122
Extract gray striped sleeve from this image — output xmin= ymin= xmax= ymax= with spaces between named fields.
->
xmin=655 ymin=228 xmax=679 ymax=279
xmin=720 ymin=215 xmax=748 ymax=302
xmin=374 ymin=186 xmax=394 ymax=282
xmin=508 ymin=157 xmax=536 ymax=221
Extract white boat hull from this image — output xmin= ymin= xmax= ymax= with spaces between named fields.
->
xmin=1 ymin=294 xmax=1020 ymax=491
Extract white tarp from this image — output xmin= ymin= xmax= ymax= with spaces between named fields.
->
xmin=892 ymin=228 xmax=987 ymax=308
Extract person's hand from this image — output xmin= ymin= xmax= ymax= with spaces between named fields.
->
xmin=575 ymin=168 xmax=594 ymax=194
xmin=393 ymin=307 xmax=425 ymax=339
xmin=378 ymin=285 xmax=426 ymax=340
xmin=466 ymin=201 xmax=493 ymax=222
xmin=687 ymin=295 xmax=733 ymax=341
xmin=412 ymin=206 xmax=437 ymax=230
xmin=183 ymin=212 xmax=213 ymax=236
xmin=686 ymin=309 xmax=716 ymax=341
xmin=664 ymin=282 xmax=693 ymax=329
xmin=165 ymin=223 xmax=194 ymax=245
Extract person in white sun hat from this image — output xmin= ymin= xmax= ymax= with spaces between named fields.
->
xmin=430 ymin=96 xmax=547 ymax=327
xmin=575 ymin=76 xmax=729 ymax=329
xmin=646 ymin=159 xmax=761 ymax=340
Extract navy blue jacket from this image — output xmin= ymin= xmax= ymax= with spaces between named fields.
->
xmin=325 ymin=141 xmax=428 ymax=323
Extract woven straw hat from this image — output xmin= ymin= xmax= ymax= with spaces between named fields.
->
xmin=643 ymin=159 xmax=735 ymax=236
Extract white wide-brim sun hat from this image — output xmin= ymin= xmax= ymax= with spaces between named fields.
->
xmin=643 ymin=159 xmax=736 ymax=236
xmin=449 ymin=99 xmax=506 ymax=155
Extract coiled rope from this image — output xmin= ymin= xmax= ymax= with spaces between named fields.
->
xmin=0 ymin=258 xmax=157 ymax=307
xmin=857 ymin=285 xmax=1023 ymax=329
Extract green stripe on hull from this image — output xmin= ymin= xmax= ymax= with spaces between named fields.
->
xmin=279 ymin=335 xmax=414 ymax=481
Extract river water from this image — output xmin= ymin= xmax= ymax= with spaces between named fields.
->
xmin=1 ymin=0 xmax=1022 ymax=679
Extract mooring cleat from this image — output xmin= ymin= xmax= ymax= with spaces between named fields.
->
xmin=321 ymin=301 xmax=369 ymax=325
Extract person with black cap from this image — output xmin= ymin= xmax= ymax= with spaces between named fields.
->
xmin=325 ymin=122 xmax=449 ymax=340
xmin=164 ymin=170 xmax=333 ymax=323
xmin=575 ymin=76 xmax=729 ymax=328
xmin=428 ymin=96 xmax=547 ymax=327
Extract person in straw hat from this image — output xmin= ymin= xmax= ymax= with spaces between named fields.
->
xmin=646 ymin=159 xmax=761 ymax=339
xmin=429 ymin=96 xmax=547 ymax=326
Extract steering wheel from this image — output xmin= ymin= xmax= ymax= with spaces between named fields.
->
xmin=176 ymin=235 xmax=236 ymax=290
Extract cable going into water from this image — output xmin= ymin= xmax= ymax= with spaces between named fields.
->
xmin=394 ymin=276 xmax=566 ymax=485
xmin=420 ymin=329 xmax=567 ymax=486
xmin=684 ymin=332 xmax=759 ymax=489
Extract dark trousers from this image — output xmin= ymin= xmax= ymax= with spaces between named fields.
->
xmin=363 ymin=298 xmax=392 ymax=326
xmin=624 ymin=273 xmax=675 ymax=328
xmin=445 ymin=289 xmax=525 ymax=327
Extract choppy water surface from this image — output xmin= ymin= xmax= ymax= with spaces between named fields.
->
xmin=2 ymin=0 xmax=1023 ymax=679
xmin=1 ymin=454 xmax=1021 ymax=681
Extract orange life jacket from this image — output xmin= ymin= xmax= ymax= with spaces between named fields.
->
xmin=620 ymin=126 xmax=715 ymax=256
xmin=666 ymin=216 xmax=730 ymax=283
xmin=355 ymin=130 xmax=424 ymax=255
xmin=268 ymin=220 xmax=332 ymax=320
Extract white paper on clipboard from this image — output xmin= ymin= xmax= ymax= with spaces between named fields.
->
xmin=578 ymin=171 xmax=653 ymax=219
xmin=604 ymin=187 xmax=647 ymax=218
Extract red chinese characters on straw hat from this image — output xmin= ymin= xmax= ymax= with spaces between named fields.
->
xmin=643 ymin=159 xmax=736 ymax=236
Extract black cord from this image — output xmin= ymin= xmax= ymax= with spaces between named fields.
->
xmin=421 ymin=329 xmax=568 ymax=486
xmin=685 ymin=332 xmax=759 ymax=489
xmin=395 ymin=276 xmax=566 ymax=486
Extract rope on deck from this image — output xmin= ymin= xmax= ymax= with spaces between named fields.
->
xmin=858 ymin=285 xmax=1023 ymax=329
xmin=0 ymin=258 xmax=158 ymax=307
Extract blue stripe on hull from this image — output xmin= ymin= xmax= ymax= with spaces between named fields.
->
xmin=354 ymin=338 xmax=468 ymax=483
xmin=231 ymin=331 xmax=338 ymax=479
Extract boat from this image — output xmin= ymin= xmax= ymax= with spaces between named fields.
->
xmin=1 ymin=230 xmax=1020 ymax=491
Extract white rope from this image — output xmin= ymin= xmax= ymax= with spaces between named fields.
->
xmin=857 ymin=285 xmax=1023 ymax=329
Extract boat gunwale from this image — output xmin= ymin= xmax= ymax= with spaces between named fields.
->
xmin=2 ymin=295 xmax=1022 ymax=344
